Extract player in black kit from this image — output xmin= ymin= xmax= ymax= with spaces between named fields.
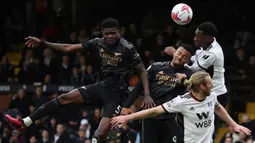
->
xmin=122 ymin=44 xmax=194 ymax=143
xmin=5 ymin=18 xmax=150 ymax=143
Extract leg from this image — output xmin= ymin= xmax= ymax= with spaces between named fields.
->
xmin=28 ymin=89 xmax=84 ymax=123
xmin=161 ymin=117 xmax=184 ymax=143
xmin=141 ymin=118 xmax=158 ymax=143
xmin=92 ymin=88 xmax=124 ymax=143
xmin=95 ymin=117 xmax=112 ymax=143
xmin=5 ymin=83 xmax=101 ymax=131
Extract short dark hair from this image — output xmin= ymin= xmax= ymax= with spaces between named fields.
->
xmin=179 ymin=44 xmax=194 ymax=55
xmin=197 ymin=22 xmax=217 ymax=37
xmin=101 ymin=18 xmax=120 ymax=29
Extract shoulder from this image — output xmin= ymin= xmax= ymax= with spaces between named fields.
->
xmin=84 ymin=37 xmax=103 ymax=45
xmin=179 ymin=92 xmax=192 ymax=100
xmin=199 ymin=50 xmax=217 ymax=60
xmin=148 ymin=61 xmax=169 ymax=70
xmin=151 ymin=61 xmax=169 ymax=67
xmin=94 ymin=37 xmax=104 ymax=44
xmin=169 ymin=93 xmax=190 ymax=105
xmin=207 ymin=40 xmax=223 ymax=55
xmin=119 ymin=37 xmax=135 ymax=50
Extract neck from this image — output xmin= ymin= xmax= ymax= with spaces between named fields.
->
xmin=170 ymin=61 xmax=183 ymax=68
xmin=202 ymin=39 xmax=214 ymax=49
xmin=191 ymin=90 xmax=206 ymax=101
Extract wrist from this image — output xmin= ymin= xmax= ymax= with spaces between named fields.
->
xmin=40 ymin=40 xmax=46 ymax=46
xmin=229 ymin=121 xmax=238 ymax=127
xmin=144 ymin=90 xmax=150 ymax=96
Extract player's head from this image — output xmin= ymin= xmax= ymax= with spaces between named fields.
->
xmin=184 ymin=71 xmax=212 ymax=97
xmin=101 ymin=18 xmax=121 ymax=45
xmin=194 ymin=22 xmax=217 ymax=48
xmin=172 ymin=44 xmax=194 ymax=67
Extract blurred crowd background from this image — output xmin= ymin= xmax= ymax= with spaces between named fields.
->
xmin=1 ymin=0 xmax=255 ymax=143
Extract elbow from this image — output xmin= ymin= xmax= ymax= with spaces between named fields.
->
xmin=214 ymin=106 xmax=221 ymax=114
xmin=63 ymin=45 xmax=72 ymax=52
xmin=139 ymin=69 xmax=147 ymax=76
xmin=152 ymin=106 xmax=164 ymax=116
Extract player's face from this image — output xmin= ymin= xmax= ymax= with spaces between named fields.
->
xmin=194 ymin=29 xmax=210 ymax=48
xmin=200 ymin=76 xmax=213 ymax=96
xmin=102 ymin=28 xmax=120 ymax=45
xmin=172 ymin=47 xmax=192 ymax=67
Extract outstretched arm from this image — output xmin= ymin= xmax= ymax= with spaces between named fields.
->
xmin=111 ymin=105 xmax=165 ymax=128
xmin=126 ymin=105 xmax=165 ymax=121
xmin=40 ymin=41 xmax=82 ymax=53
xmin=25 ymin=36 xmax=83 ymax=53
xmin=112 ymin=96 xmax=183 ymax=128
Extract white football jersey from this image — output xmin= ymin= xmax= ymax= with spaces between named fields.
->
xmin=162 ymin=92 xmax=218 ymax=143
xmin=188 ymin=38 xmax=227 ymax=96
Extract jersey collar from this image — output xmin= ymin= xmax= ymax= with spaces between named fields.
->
xmin=190 ymin=92 xmax=206 ymax=102
xmin=205 ymin=38 xmax=216 ymax=51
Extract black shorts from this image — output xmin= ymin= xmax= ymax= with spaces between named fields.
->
xmin=142 ymin=117 xmax=184 ymax=143
xmin=77 ymin=83 xmax=125 ymax=118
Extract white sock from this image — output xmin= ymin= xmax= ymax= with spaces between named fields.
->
xmin=23 ymin=117 xmax=33 ymax=127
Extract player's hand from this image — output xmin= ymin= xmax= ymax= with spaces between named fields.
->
xmin=121 ymin=108 xmax=133 ymax=115
xmin=175 ymin=73 xmax=187 ymax=81
xmin=111 ymin=116 xmax=128 ymax=129
xmin=164 ymin=46 xmax=176 ymax=56
xmin=25 ymin=36 xmax=41 ymax=48
xmin=230 ymin=124 xmax=251 ymax=135
xmin=142 ymin=95 xmax=156 ymax=109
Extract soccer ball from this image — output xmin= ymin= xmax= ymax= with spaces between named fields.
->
xmin=171 ymin=3 xmax=193 ymax=25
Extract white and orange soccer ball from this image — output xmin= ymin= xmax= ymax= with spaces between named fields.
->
xmin=171 ymin=3 xmax=193 ymax=25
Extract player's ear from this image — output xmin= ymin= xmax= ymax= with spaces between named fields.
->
xmin=200 ymin=84 xmax=205 ymax=91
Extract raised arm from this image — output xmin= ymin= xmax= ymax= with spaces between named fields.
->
xmin=25 ymin=36 xmax=83 ymax=53
xmin=164 ymin=46 xmax=176 ymax=56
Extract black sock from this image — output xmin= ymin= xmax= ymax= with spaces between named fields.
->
xmin=92 ymin=137 xmax=107 ymax=143
xmin=120 ymin=129 xmax=129 ymax=143
xmin=29 ymin=98 xmax=62 ymax=122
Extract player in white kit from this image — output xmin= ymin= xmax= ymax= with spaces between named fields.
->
xmin=111 ymin=71 xmax=251 ymax=143
xmin=165 ymin=22 xmax=227 ymax=107
xmin=164 ymin=22 xmax=228 ymax=138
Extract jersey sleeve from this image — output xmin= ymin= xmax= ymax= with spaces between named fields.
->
xmin=81 ymin=38 xmax=99 ymax=52
xmin=213 ymin=92 xmax=220 ymax=107
xmin=161 ymin=96 xmax=183 ymax=113
xmin=190 ymin=55 xmax=196 ymax=63
xmin=130 ymin=47 xmax=142 ymax=65
xmin=197 ymin=52 xmax=217 ymax=69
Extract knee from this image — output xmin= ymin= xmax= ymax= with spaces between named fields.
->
xmin=57 ymin=93 xmax=70 ymax=105
xmin=93 ymin=129 xmax=107 ymax=143
xmin=97 ymin=128 xmax=108 ymax=139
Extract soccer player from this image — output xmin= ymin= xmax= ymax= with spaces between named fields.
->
xmin=121 ymin=44 xmax=194 ymax=143
xmin=5 ymin=18 xmax=150 ymax=143
xmin=164 ymin=22 xmax=227 ymax=107
xmin=111 ymin=71 xmax=251 ymax=143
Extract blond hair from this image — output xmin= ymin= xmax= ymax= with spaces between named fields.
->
xmin=184 ymin=71 xmax=210 ymax=92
